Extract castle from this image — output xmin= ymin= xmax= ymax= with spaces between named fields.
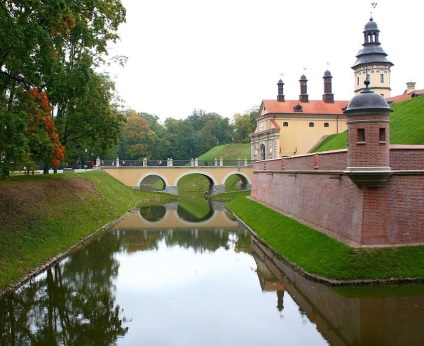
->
xmin=250 ymin=16 xmax=424 ymax=247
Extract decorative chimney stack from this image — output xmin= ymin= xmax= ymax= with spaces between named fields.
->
xmin=344 ymin=77 xmax=393 ymax=188
xmin=277 ymin=79 xmax=285 ymax=102
xmin=299 ymin=74 xmax=309 ymax=102
xmin=406 ymin=81 xmax=416 ymax=93
xmin=322 ymin=70 xmax=334 ymax=103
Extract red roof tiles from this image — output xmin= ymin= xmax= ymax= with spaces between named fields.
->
xmin=261 ymin=99 xmax=348 ymax=115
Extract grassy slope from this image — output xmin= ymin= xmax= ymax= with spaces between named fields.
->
xmin=0 ymin=170 xmax=177 ymax=293
xmin=227 ymin=197 xmax=424 ymax=282
xmin=313 ymin=96 xmax=424 ymax=152
xmin=198 ymin=143 xmax=251 ymax=160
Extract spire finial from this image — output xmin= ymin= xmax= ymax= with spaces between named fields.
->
xmin=363 ymin=60 xmax=372 ymax=92
xmin=370 ymin=2 xmax=377 ymax=19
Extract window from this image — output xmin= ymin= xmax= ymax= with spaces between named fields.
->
xmin=379 ymin=128 xmax=386 ymax=142
xmin=324 ymin=122 xmax=329 ymax=128
xmin=309 ymin=122 xmax=314 ymax=128
xmin=283 ymin=122 xmax=288 ymax=127
xmin=293 ymin=104 xmax=303 ymax=112
xmin=357 ymin=77 xmax=359 ymax=85
xmin=357 ymin=128 xmax=365 ymax=142
xmin=380 ymin=74 xmax=384 ymax=83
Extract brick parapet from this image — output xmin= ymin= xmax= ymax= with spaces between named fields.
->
xmin=390 ymin=145 xmax=424 ymax=170
xmin=253 ymin=146 xmax=424 ymax=173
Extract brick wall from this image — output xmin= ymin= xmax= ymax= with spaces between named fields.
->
xmin=252 ymin=146 xmax=424 ymax=247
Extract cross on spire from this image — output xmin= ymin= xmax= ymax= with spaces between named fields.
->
xmin=370 ymin=2 xmax=377 ymax=18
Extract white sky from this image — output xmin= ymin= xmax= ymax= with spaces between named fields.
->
xmin=107 ymin=0 xmax=424 ymax=121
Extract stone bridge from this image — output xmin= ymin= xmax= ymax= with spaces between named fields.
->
xmin=101 ymin=165 xmax=252 ymax=196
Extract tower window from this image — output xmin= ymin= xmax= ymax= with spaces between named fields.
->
xmin=357 ymin=77 xmax=359 ymax=85
xmin=283 ymin=122 xmax=288 ymax=127
xmin=357 ymin=128 xmax=365 ymax=142
xmin=380 ymin=74 xmax=384 ymax=83
xmin=379 ymin=128 xmax=386 ymax=142
xmin=309 ymin=122 xmax=314 ymax=128
xmin=324 ymin=122 xmax=329 ymax=128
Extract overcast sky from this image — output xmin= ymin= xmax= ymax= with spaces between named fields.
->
xmin=106 ymin=0 xmax=424 ymax=121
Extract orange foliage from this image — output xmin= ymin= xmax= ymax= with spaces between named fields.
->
xmin=29 ymin=88 xmax=66 ymax=166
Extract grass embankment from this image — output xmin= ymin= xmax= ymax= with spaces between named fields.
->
xmin=198 ymin=143 xmax=251 ymax=160
xmin=314 ymin=96 xmax=424 ymax=152
xmin=227 ymin=197 xmax=424 ymax=283
xmin=0 ymin=170 xmax=177 ymax=294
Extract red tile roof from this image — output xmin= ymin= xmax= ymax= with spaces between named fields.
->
xmin=387 ymin=89 xmax=424 ymax=103
xmin=261 ymin=99 xmax=348 ymax=115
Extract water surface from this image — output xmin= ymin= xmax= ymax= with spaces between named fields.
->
xmin=1 ymin=201 xmax=423 ymax=345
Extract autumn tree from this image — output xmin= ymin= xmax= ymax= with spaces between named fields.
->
xmin=233 ymin=107 xmax=258 ymax=143
xmin=0 ymin=1 xmax=126 ymax=174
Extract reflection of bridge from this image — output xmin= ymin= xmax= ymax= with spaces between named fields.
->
xmin=102 ymin=165 xmax=252 ymax=195
xmin=113 ymin=203 xmax=240 ymax=230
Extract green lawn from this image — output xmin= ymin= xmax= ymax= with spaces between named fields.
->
xmin=226 ymin=197 xmax=424 ymax=282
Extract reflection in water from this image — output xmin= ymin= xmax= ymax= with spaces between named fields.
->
xmin=251 ymin=238 xmax=424 ymax=346
xmin=0 ymin=234 xmax=128 ymax=345
xmin=1 ymin=201 xmax=424 ymax=345
xmin=140 ymin=205 xmax=166 ymax=222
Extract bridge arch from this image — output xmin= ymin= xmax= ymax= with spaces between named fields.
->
xmin=221 ymin=171 xmax=252 ymax=191
xmin=174 ymin=170 xmax=220 ymax=196
xmin=137 ymin=172 xmax=170 ymax=191
xmin=173 ymin=170 xmax=218 ymax=186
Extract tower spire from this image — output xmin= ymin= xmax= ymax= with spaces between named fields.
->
xmin=352 ymin=7 xmax=393 ymax=98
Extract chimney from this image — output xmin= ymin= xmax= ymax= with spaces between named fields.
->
xmin=299 ymin=74 xmax=309 ymax=102
xmin=322 ymin=70 xmax=334 ymax=103
xmin=277 ymin=79 xmax=285 ymax=102
xmin=406 ymin=81 xmax=416 ymax=94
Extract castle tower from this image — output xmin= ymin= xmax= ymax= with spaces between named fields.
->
xmin=352 ymin=17 xmax=393 ymax=98
xmin=299 ymin=74 xmax=309 ymax=102
xmin=344 ymin=77 xmax=393 ymax=188
xmin=322 ymin=70 xmax=334 ymax=103
xmin=277 ymin=79 xmax=285 ymax=102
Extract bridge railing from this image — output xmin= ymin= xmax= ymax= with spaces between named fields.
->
xmin=100 ymin=158 xmax=253 ymax=167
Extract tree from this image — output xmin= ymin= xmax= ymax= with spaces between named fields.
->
xmin=54 ymin=72 xmax=125 ymax=166
xmin=0 ymin=1 xmax=126 ymax=173
xmin=233 ymin=107 xmax=258 ymax=143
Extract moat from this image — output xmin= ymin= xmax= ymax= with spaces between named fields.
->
xmin=1 ymin=200 xmax=423 ymax=345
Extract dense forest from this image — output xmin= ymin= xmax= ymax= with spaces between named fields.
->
xmin=0 ymin=1 xmax=256 ymax=177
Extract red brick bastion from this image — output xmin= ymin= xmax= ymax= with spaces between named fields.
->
xmin=251 ymin=147 xmax=424 ymax=247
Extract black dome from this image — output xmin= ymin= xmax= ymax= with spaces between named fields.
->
xmin=364 ymin=17 xmax=379 ymax=31
xmin=323 ymin=70 xmax=332 ymax=78
xmin=345 ymin=90 xmax=392 ymax=114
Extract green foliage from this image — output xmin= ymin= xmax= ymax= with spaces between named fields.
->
xmin=314 ymin=96 xmax=424 ymax=152
xmin=227 ymin=197 xmax=424 ymax=281
xmin=0 ymin=1 xmax=126 ymax=172
xmin=233 ymin=109 xmax=257 ymax=143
